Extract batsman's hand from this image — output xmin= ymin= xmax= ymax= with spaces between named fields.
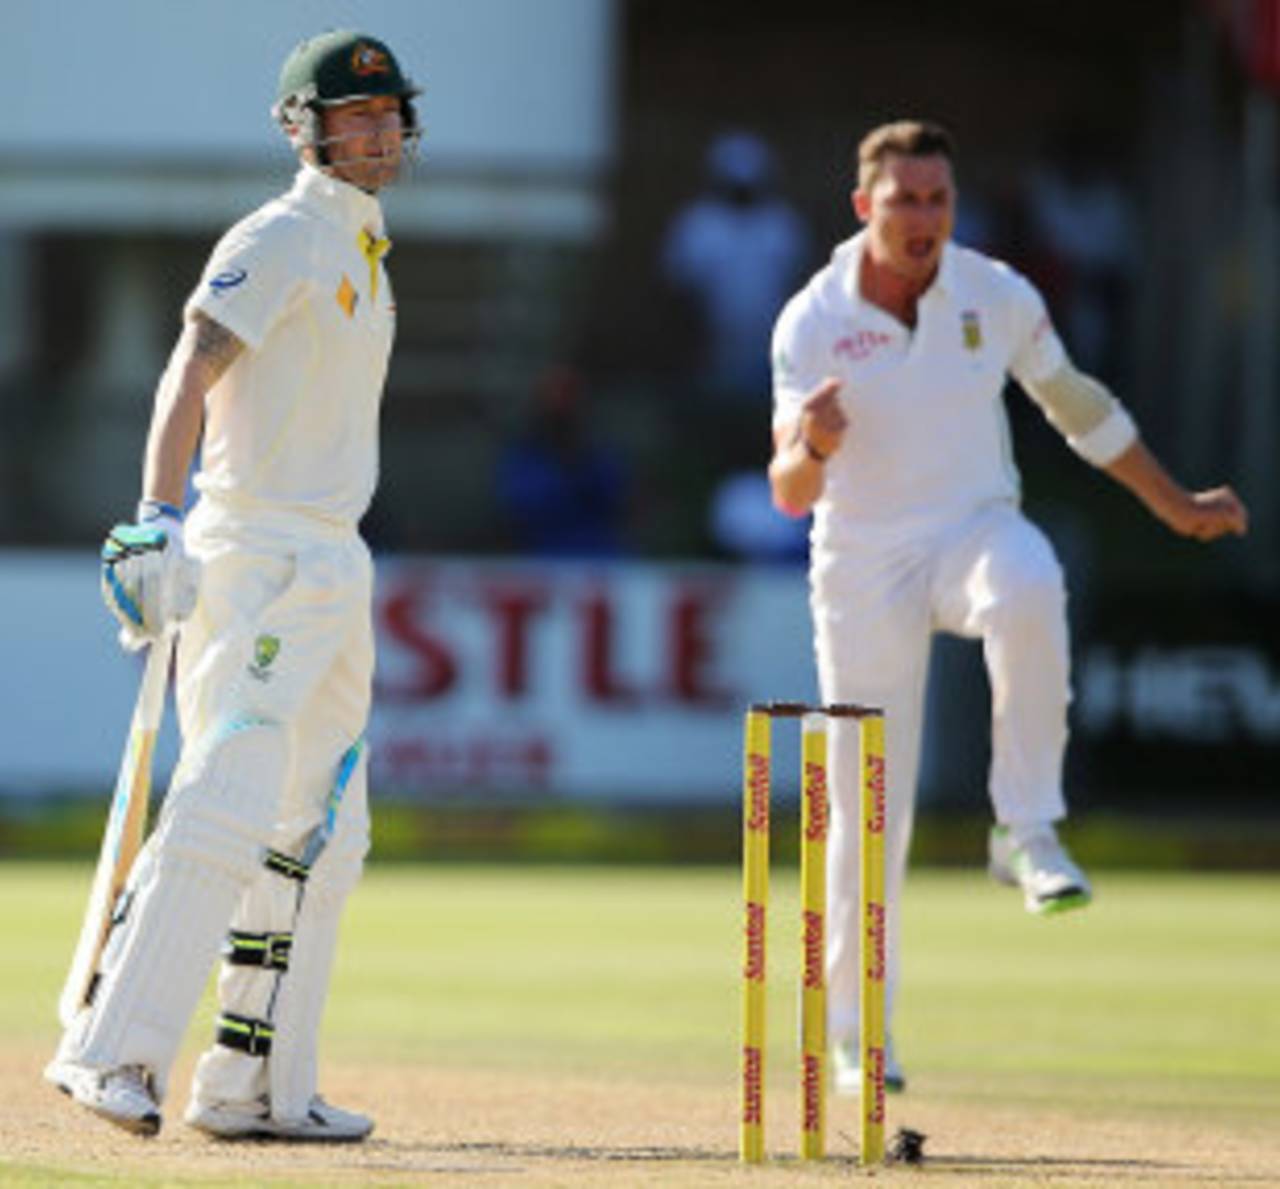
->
xmin=797 ymin=378 xmax=848 ymax=461
xmin=100 ymin=512 xmax=200 ymax=651
xmin=1161 ymin=485 xmax=1249 ymax=542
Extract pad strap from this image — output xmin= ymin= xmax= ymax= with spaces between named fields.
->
xmin=264 ymin=849 xmax=310 ymax=883
xmin=216 ymin=1012 xmax=274 ymax=1056
xmin=223 ymin=930 xmax=292 ymax=971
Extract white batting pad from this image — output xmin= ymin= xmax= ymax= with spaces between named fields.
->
xmin=69 ymin=720 xmax=287 ymax=1097
xmin=191 ymin=745 xmax=370 ymax=1118
xmin=268 ymin=816 xmax=369 ymax=1119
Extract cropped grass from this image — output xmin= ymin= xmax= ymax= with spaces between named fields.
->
xmin=6 ymin=862 xmax=1279 ymax=1181
xmin=14 ymin=864 xmax=1278 ymax=1088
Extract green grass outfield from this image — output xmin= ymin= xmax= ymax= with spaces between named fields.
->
xmin=4 ymin=863 xmax=1278 ymax=1185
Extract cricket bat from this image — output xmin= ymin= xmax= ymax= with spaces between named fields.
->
xmin=57 ymin=631 xmax=175 ymax=1028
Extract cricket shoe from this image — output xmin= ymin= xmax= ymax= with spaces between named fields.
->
xmin=989 ymin=824 xmax=1092 ymax=915
xmin=832 ymin=1036 xmax=906 ymax=1096
xmin=44 ymin=1059 xmax=161 ymax=1137
xmin=185 ymin=1093 xmax=374 ymax=1142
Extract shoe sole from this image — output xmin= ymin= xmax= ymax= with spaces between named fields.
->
xmin=991 ymin=863 xmax=1092 ymax=916
xmin=90 ymin=1103 xmax=162 ymax=1137
xmin=53 ymin=1078 xmax=161 ymax=1138
xmin=1028 ymin=888 xmax=1092 ymax=916
xmin=188 ymin=1118 xmax=372 ymax=1143
xmin=191 ymin=1126 xmax=371 ymax=1143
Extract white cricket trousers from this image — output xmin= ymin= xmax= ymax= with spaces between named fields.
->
xmin=69 ymin=502 xmax=373 ymax=1118
xmin=181 ymin=510 xmax=375 ymax=1117
xmin=811 ymin=501 xmax=1070 ymax=1048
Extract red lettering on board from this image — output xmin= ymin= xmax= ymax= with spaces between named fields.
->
xmin=580 ymin=589 xmax=639 ymax=704
xmin=478 ymin=584 xmax=549 ymax=699
xmin=378 ymin=581 xmax=458 ymax=700
xmin=668 ymin=585 xmax=731 ymax=706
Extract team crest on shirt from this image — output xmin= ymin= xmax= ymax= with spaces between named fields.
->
xmin=248 ymin=634 xmax=281 ymax=682
xmin=961 ymin=309 xmax=983 ymax=351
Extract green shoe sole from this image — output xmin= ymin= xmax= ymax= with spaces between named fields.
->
xmin=1032 ymin=889 xmax=1092 ymax=916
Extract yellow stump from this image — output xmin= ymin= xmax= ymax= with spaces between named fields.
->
xmin=740 ymin=708 xmax=771 ymax=1163
xmin=799 ymin=713 xmax=828 ymax=1160
xmin=858 ymin=713 xmax=887 ymax=1166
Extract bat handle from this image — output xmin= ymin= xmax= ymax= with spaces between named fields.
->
xmin=136 ymin=630 xmax=176 ymax=733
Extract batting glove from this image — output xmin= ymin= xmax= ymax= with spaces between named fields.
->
xmin=101 ymin=501 xmax=200 ymax=651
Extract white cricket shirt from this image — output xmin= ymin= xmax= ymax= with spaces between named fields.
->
xmin=185 ymin=164 xmax=395 ymax=531
xmin=772 ymin=232 xmax=1066 ymax=549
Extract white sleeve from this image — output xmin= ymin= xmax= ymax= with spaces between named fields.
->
xmin=1021 ymin=362 xmax=1139 ymax=467
xmin=184 ymin=216 xmax=309 ymax=351
xmin=771 ymin=294 xmax=824 ymax=431
xmin=1007 ymin=271 xmax=1067 ymax=388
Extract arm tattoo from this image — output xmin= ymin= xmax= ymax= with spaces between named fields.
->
xmin=190 ymin=311 xmax=245 ymax=387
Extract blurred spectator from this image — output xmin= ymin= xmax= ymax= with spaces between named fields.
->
xmin=497 ymin=364 xmax=628 ymax=557
xmin=661 ymin=132 xmax=811 ymax=402
xmin=709 ymin=469 xmax=808 ymax=564
xmin=953 ymin=190 xmax=996 ymax=253
xmin=1025 ymin=129 xmax=1135 ymax=379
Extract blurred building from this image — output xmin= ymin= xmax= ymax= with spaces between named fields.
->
xmin=585 ymin=0 xmax=1278 ymax=587
xmin=0 ymin=0 xmax=617 ymax=548
xmin=0 ymin=0 xmax=1275 ymax=820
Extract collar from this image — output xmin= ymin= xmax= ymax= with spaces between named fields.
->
xmin=837 ymin=230 xmax=957 ymax=310
xmin=290 ymin=162 xmax=387 ymax=239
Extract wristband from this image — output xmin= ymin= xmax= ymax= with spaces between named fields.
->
xmin=801 ymin=438 xmax=829 ymax=464
xmin=137 ymin=498 xmax=183 ymax=523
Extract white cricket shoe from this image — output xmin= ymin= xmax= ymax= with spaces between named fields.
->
xmin=44 ymin=1059 xmax=161 ymax=1137
xmin=185 ymin=1093 xmax=374 ymax=1142
xmin=989 ymin=824 xmax=1092 ymax=915
xmin=832 ymin=1036 xmax=906 ymax=1096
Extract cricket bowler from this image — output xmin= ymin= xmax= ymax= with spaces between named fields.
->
xmin=768 ymin=120 xmax=1248 ymax=1094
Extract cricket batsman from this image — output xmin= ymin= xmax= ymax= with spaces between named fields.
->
xmin=45 ymin=30 xmax=420 ymax=1141
xmin=768 ymin=121 xmax=1248 ymax=1094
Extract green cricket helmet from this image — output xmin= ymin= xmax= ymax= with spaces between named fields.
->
xmin=272 ymin=30 xmax=421 ymax=161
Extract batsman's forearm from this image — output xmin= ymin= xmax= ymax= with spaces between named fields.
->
xmin=142 ymin=351 xmax=206 ymax=508
xmin=769 ymin=441 xmax=826 ymax=517
xmin=141 ymin=314 xmax=243 ymax=508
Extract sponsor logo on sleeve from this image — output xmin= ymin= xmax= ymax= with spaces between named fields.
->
xmin=209 ymin=268 xmax=248 ymax=294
